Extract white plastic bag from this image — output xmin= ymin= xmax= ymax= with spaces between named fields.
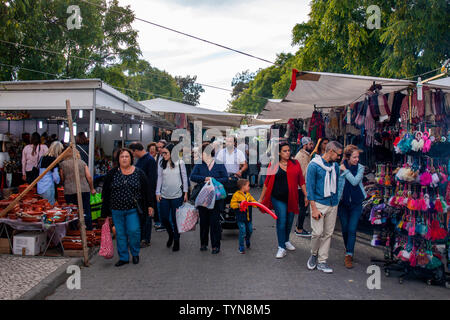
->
xmin=195 ymin=180 xmax=216 ymax=209
xmin=176 ymin=203 xmax=199 ymax=233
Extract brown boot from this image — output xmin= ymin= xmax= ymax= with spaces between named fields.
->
xmin=344 ymin=255 xmax=353 ymax=269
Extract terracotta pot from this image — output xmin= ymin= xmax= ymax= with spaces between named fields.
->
xmin=7 ymin=214 xmax=17 ymax=220
xmin=21 ymin=216 xmax=41 ymax=222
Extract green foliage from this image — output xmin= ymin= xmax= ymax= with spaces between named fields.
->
xmin=0 ymin=0 xmax=186 ymax=103
xmin=175 ymin=75 xmax=205 ymax=106
xmin=230 ymin=0 xmax=449 ymax=115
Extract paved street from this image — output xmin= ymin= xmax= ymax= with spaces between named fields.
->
xmin=47 ymin=188 xmax=450 ymax=300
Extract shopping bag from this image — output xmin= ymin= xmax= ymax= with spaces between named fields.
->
xmin=211 ymin=178 xmax=227 ymax=200
xmin=90 ymin=193 xmax=102 ymax=220
xmin=99 ymin=217 xmax=114 ymax=259
xmin=195 ymin=180 xmax=216 ymax=209
xmin=176 ymin=203 xmax=199 ymax=233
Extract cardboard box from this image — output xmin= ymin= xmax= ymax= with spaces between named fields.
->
xmin=13 ymin=231 xmax=47 ymax=256
xmin=0 ymin=238 xmax=11 ymax=254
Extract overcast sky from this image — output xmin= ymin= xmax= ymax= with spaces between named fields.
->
xmin=118 ymin=0 xmax=311 ymax=112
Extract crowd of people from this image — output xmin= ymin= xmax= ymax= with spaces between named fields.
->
xmin=22 ymin=131 xmax=367 ymax=273
xmin=102 ymin=136 xmax=366 ymax=273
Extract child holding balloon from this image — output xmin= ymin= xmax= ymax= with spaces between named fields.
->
xmin=230 ymin=179 xmax=259 ymax=254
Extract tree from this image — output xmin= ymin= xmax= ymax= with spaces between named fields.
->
xmin=231 ymin=70 xmax=256 ymax=98
xmin=227 ymin=53 xmax=294 ymax=115
xmin=0 ymin=0 xmax=141 ymax=80
xmin=0 ymin=0 xmax=184 ymax=103
xmin=175 ymin=75 xmax=205 ymax=106
xmin=228 ymin=0 xmax=449 ymax=114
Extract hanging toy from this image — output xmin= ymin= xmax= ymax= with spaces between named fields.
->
xmin=417 ymin=248 xmax=429 ymax=266
xmin=434 ymin=194 xmax=444 ymax=213
xmin=411 ymin=131 xmax=422 ymax=151
xmin=422 ymin=131 xmax=431 ymax=153
xmin=424 ymin=193 xmax=431 ymax=210
xmin=384 ymin=164 xmax=392 ymax=186
xmin=417 ymin=191 xmax=427 ymax=211
xmin=409 ymin=247 xmax=417 ymax=267
xmin=420 ymin=169 xmax=432 ymax=186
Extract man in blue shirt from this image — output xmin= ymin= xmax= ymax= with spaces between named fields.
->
xmin=306 ymin=141 xmax=343 ymax=274
xmin=129 ymin=142 xmax=157 ymax=247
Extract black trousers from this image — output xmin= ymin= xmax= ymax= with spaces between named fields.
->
xmin=297 ymin=189 xmax=307 ymax=230
xmin=198 ymin=199 xmax=223 ymax=249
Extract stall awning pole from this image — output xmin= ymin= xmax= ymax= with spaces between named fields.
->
xmin=66 ymin=99 xmax=90 ymax=266
xmin=88 ymin=97 xmax=96 ymax=177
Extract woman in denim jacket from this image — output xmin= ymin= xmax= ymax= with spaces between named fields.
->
xmin=337 ymin=145 xmax=367 ymax=269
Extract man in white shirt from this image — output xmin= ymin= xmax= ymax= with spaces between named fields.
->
xmin=215 ymin=136 xmax=248 ymax=178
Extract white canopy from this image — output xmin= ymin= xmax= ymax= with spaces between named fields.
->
xmin=140 ymin=98 xmax=245 ymax=127
xmin=258 ymin=71 xmax=450 ymax=120
xmin=0 ymin=79 xmax=172 ymax=173
xmin=428 ymin=76 xmax=450 ymax=87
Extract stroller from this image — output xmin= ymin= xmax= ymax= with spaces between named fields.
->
xmin=219 ymin=176 xmax=240 ymax=229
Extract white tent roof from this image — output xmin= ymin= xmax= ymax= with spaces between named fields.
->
xmin=140 ymin=98 xmax=245 ymax=127
xmin=284 ymin=71 xmax=415 ymax=107
xmin=0 ymin=79 xmax=173 ymax=128
xmin=258 ymin=71 xmax=450 ymax=120
xmin=428 ymin=76 xmax=450 ymax=87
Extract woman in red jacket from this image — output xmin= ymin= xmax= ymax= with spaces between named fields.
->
xmin=259 ymin=141 xmax=308 ymax=259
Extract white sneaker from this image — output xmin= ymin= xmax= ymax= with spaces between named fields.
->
xmin=276 ymin=247 xmax=287 ymax=259
xmin=285 ymin=241 xmax=296 ymax=251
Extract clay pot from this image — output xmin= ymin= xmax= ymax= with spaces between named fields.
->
xmin=21 ymin=216 xmax=41 ymax=222
xmin=7 ymin=213 xmax=17 ymax=220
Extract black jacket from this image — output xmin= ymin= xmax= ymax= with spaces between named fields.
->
xmin=101 ymin=167 xmax=155 ymax=218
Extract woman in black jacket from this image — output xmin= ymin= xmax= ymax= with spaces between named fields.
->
xmin=101 ymin=148 xmax=154 ymax=267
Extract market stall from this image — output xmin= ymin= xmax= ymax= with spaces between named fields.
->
xmin=259 ymin=69 xmax=450 ymax=286
xmin=0 ymin=79 xmax=173 ymax=186
xmin=140 ymin=98 xmax=246 ymax=141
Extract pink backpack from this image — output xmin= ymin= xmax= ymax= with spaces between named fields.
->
xmin=99 ymin=217 xmax=114 ymax=259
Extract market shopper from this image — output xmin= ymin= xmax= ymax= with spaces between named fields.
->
xmin=216 ymin=136 xmax=248 ymax=179
xmin=154 ymin=139 xmax=168 ymax=231
xmin=76 ymin=132 xmax=89 ymax=165
xmin=311 ymin=137 xmax=329 ymax=159
xmin=22 ymin=132 xmax=48 ymax=184
xmin=59 ymin=148 xmax=96 ymax=230
xmin=337 ymin=144 xmax=366 ymax=269
xmin=37 ymin=141 xmax=63 ymax=205
xmin=156 ymin=144 xmax=189 ymax=252
xmin=101 ymin=148 xmax=154 ymax=267
xmin=129 ymin=142 xmax=157 ymax=248
xmin=147 ymin=142 xmax=157 ymax=159
xmin=294 ymin=137 xmax=315 ymax=237
xmin=258 ymin=141 xmax=308 ymax=259
xmin=306 ymin=141 xmax=342 ymax=273
xmin=190 ymin=142 xmax=228 ymax=254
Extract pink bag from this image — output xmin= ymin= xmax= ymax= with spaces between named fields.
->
xmin=99 ymin=217 xmax=114 ymax=259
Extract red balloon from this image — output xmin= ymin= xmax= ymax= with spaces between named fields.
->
xmin=240 ymin=201 xmax=278 ymax=220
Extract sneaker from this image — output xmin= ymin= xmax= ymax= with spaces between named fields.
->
xmin=276 ymin=247 xmax=287 ymax=259
xmin=317 ymin=262 xmax=333 ymax=273
xmin=344 ymin=255 xmax=353 ymax=269
xmin=239 ymin=246 xmax=245 ymax=254
xmin=295 ymin=229 xmax=312 ymax=238
xmin=155 ymin=225 xmax=166 ymax=232
xmin=285 ymin=241 xmax=296 ymax=251
xmin=307 ymin=255 xmax=318 ymax=270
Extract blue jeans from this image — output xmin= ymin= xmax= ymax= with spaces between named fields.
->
xmin=159 ymin=197 xmax=184 ymax=241
xmin=271 ymin=197 xmax=295 ymax=249
xmin=112 ymin=208 xmax=141 ymax=261
xmin=338 ymin=202 xmax=363 ymax=256
xmin=237 ymin=221 xmax=253 ymax=248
